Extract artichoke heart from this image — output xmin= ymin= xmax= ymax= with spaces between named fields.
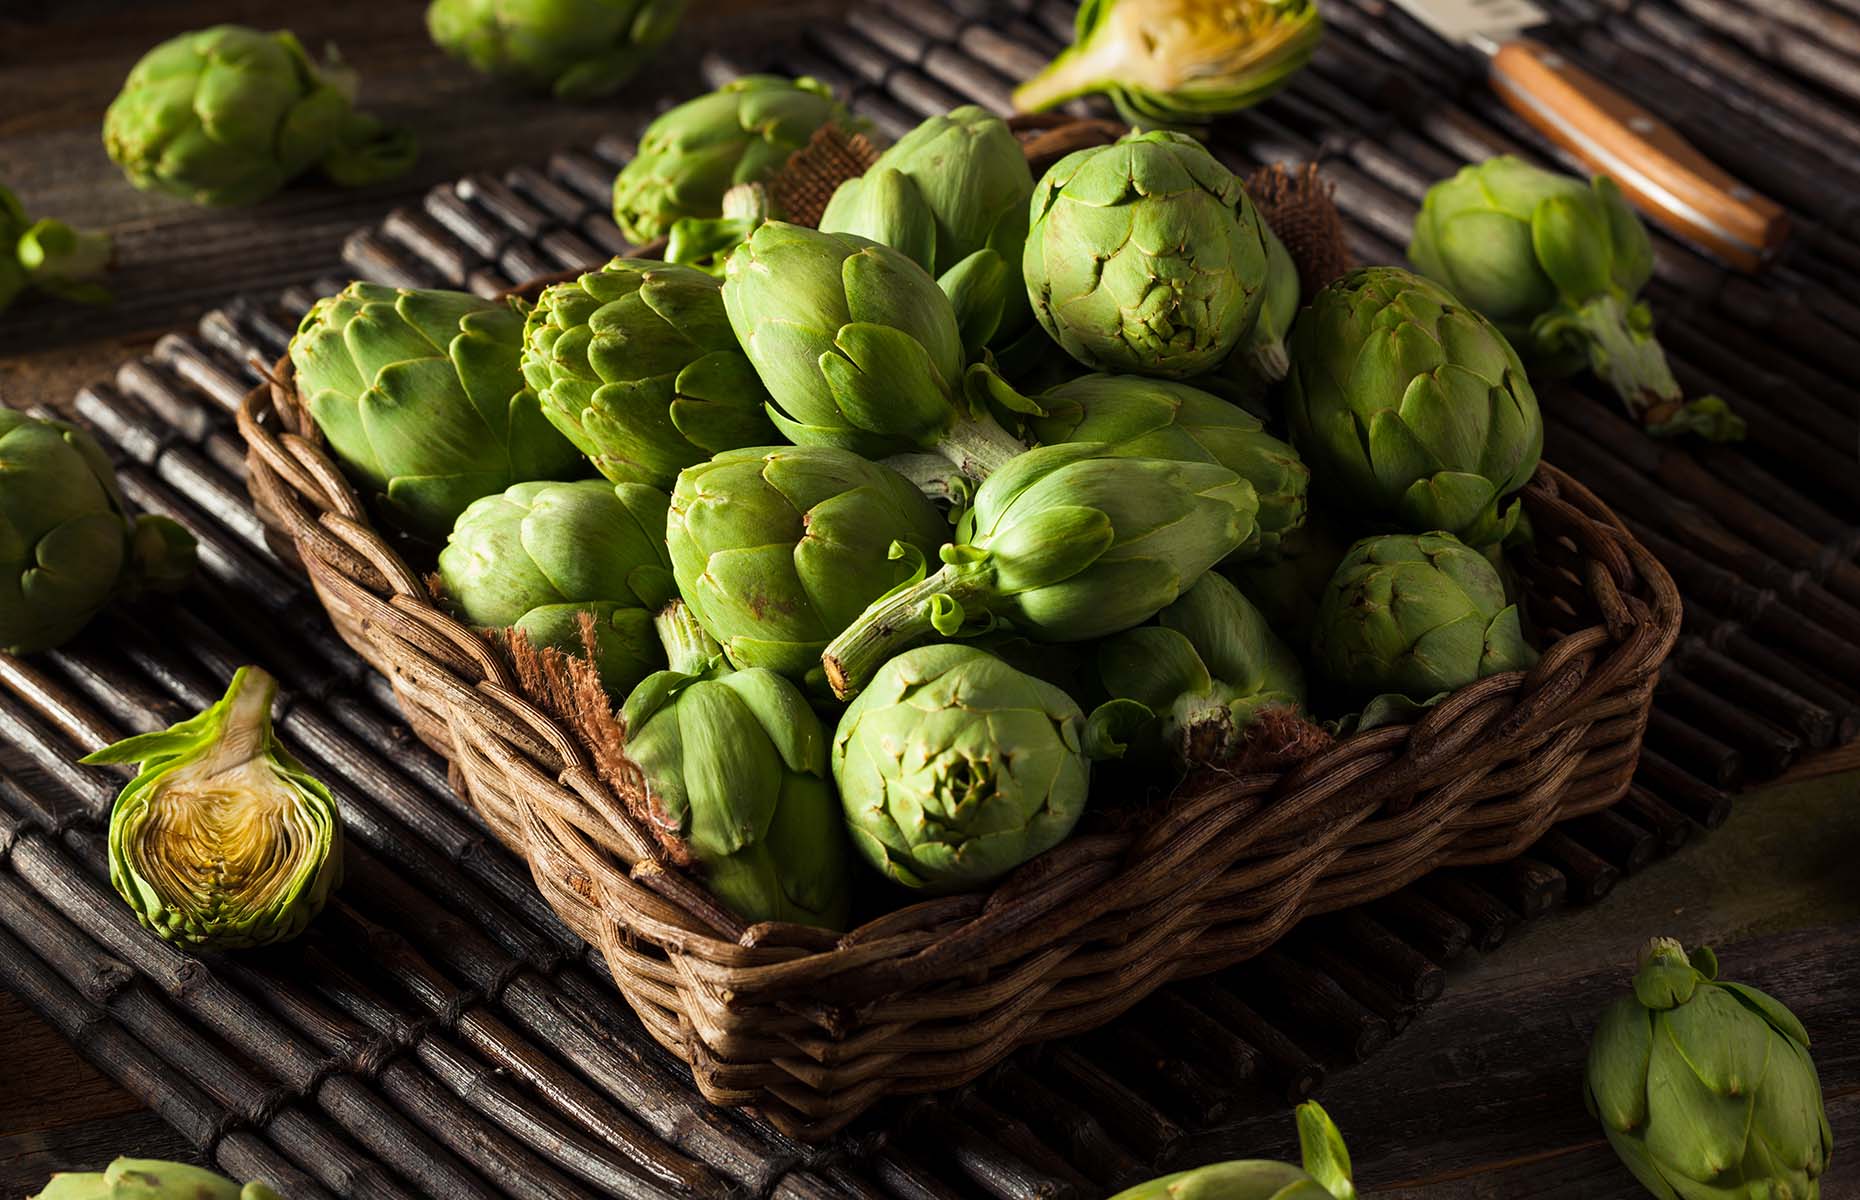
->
xmin=84 ymin=667 xmax=341 ymax=951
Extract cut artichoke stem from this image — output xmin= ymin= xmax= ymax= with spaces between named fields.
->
xmin=930 ymin=408 xmax=1028 ymax=481
xmin=1248 ymin=335 xmax=1290 ymax=383
xmin=1558 ymin=293 xmax=1681 ymax=416
xmin=822 ymin=560 xmax=994 ymax=700
xmin=654 ymin=600 xmax=724 ymax=677
xmin=879 ymin=452 xmax=975 ymax=513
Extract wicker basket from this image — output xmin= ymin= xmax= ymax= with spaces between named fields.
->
xmin=238 ymin=123 xmax=1681 ymax=1140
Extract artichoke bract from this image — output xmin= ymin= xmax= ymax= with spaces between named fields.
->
xmin=0 ymin=412 xmax=196 ymax=655
xmin=426 ymin=0 xmax=685 ymax=100
xmin=1014 ymin=0 xmax=1323 ymax=130
xmin=818 ymin=106 xmax=1034 ymax=355
xmin=521 ymin=258 xmax=777 ymax=489
xmin=1586 ymin=938 xmax=1832 ymax=1200
xmin=666 ymin=445 xmax=949 ymax=694
xmin=833 ymin=644 xmax=1089 ymax=892
xmin=438 ymin=479 xmax=676 ymax=696
xmin=1312 ymin=532 xmax=1536 ymax=705
xmin=822 ymin=443 xmax=1258 ymax=699
xmin=103 ymin=25 xmax=416 ymax=207
xmin=621 ymin=603 xmax=851 ymax=928
xmin=1109 ymin=1101 xmax=1357 ymax=1200
xmin=31 ymin=1158 xmax=283 ymax=1200
xmin=82 ymin=667 xmax=342 ymax=951
xmin=722 ymin=221 xmax=1028 ymax=476
xmin=1024 ymin=129 xmax=1272 ymax=379
xmin=290 ymin=282 xmax=583 ymax=542
xmin=1284 ymin=267 xmax=1543 ymax=547
xmin=1091 ymin=572 xmax=1304 ymax=769
xmin=1 ymin=184 xmax=112 ymax=312
xmin=611 ymin=75 xmax=856 ymax=244
xmin=1409 ymin=156 xmax=1743 ymax=442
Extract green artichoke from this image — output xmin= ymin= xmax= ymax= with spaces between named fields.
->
xmin=1284 ymin=266 xmax=1543 ymax=547
xmin=1025 ymin=130 xmax=1272 ymax=379
xmin=437 ymin=479 xmax=676 ymax=696
xmin=1 ymin=184 xmax=112 ymax=312
xmin=822 ymin=443 xmax=1258 ymax=699
xmin=103 ymin=25 xmax=416 ymax=207
xmin=426 ymin=0 xmax=685 ymax=100
xmin=521 ymin=258 xmax=777 ymax=489
xmin=31 ymin=1158 xmax=283 ymax=1200
xmin=620 ymin=602 xmax=850 ymax=927
xmin=81 ymin=667 xmax=342 ymax=951
xmin=290 ymin=282 xmax=584 ymax=541
xmin=1014 ymin=0 xmax=1323 ymax=130
xmin=832 ymin=644 xmax=1089 ymax=891
xmin=1224 ymin=504 xmax=1354 ymax=648
xmin=992 ymin=370 xmax=1309 ymax=560
xmin=1091 ymin=572 xmax=1304 ymax=769
xmin=1409 ymin=156 xmax=1742 ymax=442
xmin=1587 ymin=938 xmax=1832 ymax=1200
xmin=1311 ymin=532 xmax=1536 ymax=704
xmin=818 ymin=106 xmax=1034 ymax=356
xmin=0 ymin=412 xmax=196 ymax=655
xmin=611 ymin=75 xmax=857 ymax=244
xmin=666 ymin=445 xmax=950 ymax=694
xmin=1108 ymin=1101 xmax=1357 ymax=1200
xmin=721 ymin=221 xmax=1028 ymax=476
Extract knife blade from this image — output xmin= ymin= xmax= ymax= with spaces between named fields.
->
xmin=1389 ymin=0 xmax=1789 ymax=272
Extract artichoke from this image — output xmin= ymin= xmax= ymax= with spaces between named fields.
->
xmin=1091 ymin=572 xmax=1304 ymax=769
xmin=1409 ymin=156 xmax=1742 ymax=442
xmin=818 ymin=106 xmax=1034 ymax=356
xmin=611 ymin=75 xmax=857 ymax=245
xmin=1025 ymin=130 xmax=1272 ymax=379
xmin=1 ymin=184 xmax=112 ymax=312
xmin=31 ymin=1158 xmax=282 ymax=1200
xmin=1311 ymin=532 xmax=1536 ymax=705
xmin=1284 ymin=266 xmax=1543 ymax=547
xmin=103 ymin=25 xmax=415 ymax=207
xmin=426 ymin=0 xmax=685 ymax=100
xmin=520 ymin=258 xmax=777 ymax=489
xmin=822 ymin=443 xmax=1258 ymax=699
xmin=620 ymin=602 xmax=850 ymax=927
xmin=832 ymin=644 xmax=1089 ymax=892
xmin=1014 ymin=0 xmax=1323 ymax=130
xmin=290 ymin=282 xmax=584 ymax=541
xmin=0 ymin=412 xmax=196 ymax=655
xmin=438 ymin=479 xmax=677 ymax=696
xmin=666 ymin=445 xmax=950 ymax=694
xmin=1587 ymin=938 xmax=1832 ymax=1200
xmin=1224 ymin=505 xmax=1354 ymax=648
xmin=81 ymin=667 xmax=342 ymax=951
xmin=1108 ymin=1101 xmax=1357 ymax=1199
xmin=721 ymin=221 xmax=1028 ymax=476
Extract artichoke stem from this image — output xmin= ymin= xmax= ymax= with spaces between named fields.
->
xmin=880 ymin=452 xmax=972 ymax=511
xmin=932 ymin=409 xmax=1027 ymax=482
xmin=1249 ymin=336 xmax=1291 ymax=383
xmin=1565 ymin=294 xmax=1682 ymax=422
xmin=654 ymin=601 xmax=723 ymax=677
xmin=1012 ymin=41 xmax=1116 ymax=114
xmin=822 ymin=563 xmax=991 ymax=699
xmin=192 ymin=667 xmax=277 ymax=777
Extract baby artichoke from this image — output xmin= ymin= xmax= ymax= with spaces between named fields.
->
xmin=1586 ymin=938 xmax=1831 ymax=1200
xmin=31 ymin=1158 xmax=282 ymax=1200
xmin=290 ymin=282 xmax=583 ymax=542
xmin=1091 ymin=572 xmax=1304 ymax=770
xmin=1311 ymin=532 xmax=1536 ymax=705
xmin=833 ymin=644 xmax=1090 ymax=892
xmin=666 ymin=445 xmax=949 ymax=694
xmin=1014 ymin=0 xmax=1323 ymax=130
xmin=1284 ymin=267 xmax=1543 ymax=547
xmin=1409 ymin=156 xmax=1742 ymax=442
xmin=1109 ymin=1101 xmax=1357 ymax=1199
xmin=721 ymin=222 xmax=1027 ymax=476
xmin=1025 ymin=130 xmax=1272 ymax=379
xmin=621 ymin=603 xmax=850 ymax=928
xmin=103 ymin=25 xmax=415 ymax=207
xmin=426 ymin=0 xmax=685 ymax=100
xmin=818 ymin=106 xmax=1034 ymax=356
xmin=0 ymin=412 xmax=196 ymax=655
xmin=822 ymin=443 xmax=1258 ymax=699
xmin=1 ymin=184 xmax=112 ymax=312
xmin=438 ymin=479 xmax=677 ymax=696
xmin=521 ymin=258 xmax=776 ymax=489
xmin=82 ymin=667 xmax=342 ymax=951
xmin=611 ymin=75 xmax=857 ymax=244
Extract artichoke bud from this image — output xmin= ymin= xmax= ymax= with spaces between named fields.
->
xmin=832 ymin=644 xmax=1091 ymax=891
xmin=1014 ymin=0 xmax=1323 ymax=130
xmin=426 ymin=0 xmax=686 ymax=101
xmin=82 ymin=667 xmax=342 ymax=951
xmin=30 ymin=1157 xmax=284 ymax=1200
xmin=1586 ymin=938 xmax=1832 ymax=1200
xmin=1025 ymin=130 xmax=1273 ymax=380
xmin=1108 ymin=1101 xmax=1357 ymax=1199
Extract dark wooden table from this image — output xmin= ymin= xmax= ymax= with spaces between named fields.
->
xmin=2 ymin=3 xmax=1857 ymax=1197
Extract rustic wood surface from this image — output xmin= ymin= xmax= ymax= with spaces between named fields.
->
xmin=2 ymin=1 xmax=1857 ymax=1197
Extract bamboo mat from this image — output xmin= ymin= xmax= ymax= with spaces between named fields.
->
xmin=2 ymin=0 xmax=1856 ymax=1195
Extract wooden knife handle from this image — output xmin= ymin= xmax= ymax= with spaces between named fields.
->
xmin=1489 ymin=38 xmax=1789 ymax=272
